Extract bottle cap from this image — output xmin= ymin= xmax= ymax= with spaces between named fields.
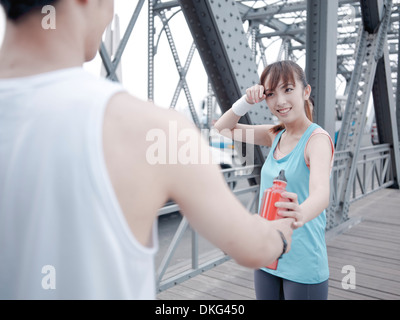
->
xmin=274 ymin=170 xmax=287 ymax=183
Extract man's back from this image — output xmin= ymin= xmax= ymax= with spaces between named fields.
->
xmin=0 ymin=67 xmax=159 ymax=299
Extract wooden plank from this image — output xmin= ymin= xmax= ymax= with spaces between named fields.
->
xmin=344 ymin=226 xmax=400 ymax=243
xmin=328 ymin=255 xmax=400 ymax=280
xmin=157 ymin=283 xmax=220 ymax=300
xmin=178 ymin=274 xmax=254 ymax=300
xmin=203 ymin=269 xmax=255 ymax=290
xmin=328 ymin=280 xmax=400 ymax=300
xmin=329 ymin=233 xmax=400 ymax=251
xmin=327 ymin=246 xmax=400 ymax=268
xmin=210 ymin=262 xmax=256 ymax=283
xmin=327 ymin=238 xmax=398 ymax=260
xmin=328 ymin=281 xmax=378 ymax=300
xmin=329 ymin=266 xmax=400 ymax=296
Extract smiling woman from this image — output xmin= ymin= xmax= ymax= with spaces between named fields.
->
xmin=213 ymin=59 xmax=335 ymax=300
xmin=259 ymin=60 xmax=313 ymax=134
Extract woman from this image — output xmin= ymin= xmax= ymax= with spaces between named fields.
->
xmin=214 ymin=60 xmax=334 ymax=300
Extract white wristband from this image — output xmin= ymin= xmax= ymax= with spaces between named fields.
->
xmin=232 ymin=95 xmax=253 ymax=116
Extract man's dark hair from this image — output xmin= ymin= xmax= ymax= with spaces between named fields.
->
xmin=0 ymin=0 xmax=59 ymax=21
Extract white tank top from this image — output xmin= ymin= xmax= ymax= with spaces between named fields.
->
xmin=0 ymin=67 xmax=158 ymax=299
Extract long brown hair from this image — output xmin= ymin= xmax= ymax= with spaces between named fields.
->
xmin=259 ymin=60 xmax=313 ymax=134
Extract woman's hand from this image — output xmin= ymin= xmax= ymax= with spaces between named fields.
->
xmin=275 ymin=192 xmax=304 ymax=229
xmin=245 ymin=84 xmax=266 ymax=104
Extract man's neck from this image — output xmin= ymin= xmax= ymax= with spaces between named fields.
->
xmin=0 ymin=16 xmax=85 ymax=78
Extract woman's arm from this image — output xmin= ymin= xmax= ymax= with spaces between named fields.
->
xmin=213 ymin=85 xmax=276 ymax=147
xmin=276 ymin=133 xmax=333 ymax=227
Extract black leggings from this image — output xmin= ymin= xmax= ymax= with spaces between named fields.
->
xmin=254 ymin=269 xmax=329 ymax=300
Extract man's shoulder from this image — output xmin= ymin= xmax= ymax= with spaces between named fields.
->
xmin=106 ymin=92 xmax=197 ymax=135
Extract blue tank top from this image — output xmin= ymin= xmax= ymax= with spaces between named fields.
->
xmin=259 ymin=123 xmax=329 ymax=284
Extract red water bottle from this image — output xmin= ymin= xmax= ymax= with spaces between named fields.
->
xmin=259 ymin=170 xmax=289 ymax=270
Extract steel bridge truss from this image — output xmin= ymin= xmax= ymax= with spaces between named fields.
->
xmin=98 ymin=0 xmax=399 ymax=292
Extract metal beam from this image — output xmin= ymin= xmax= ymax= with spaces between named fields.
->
xmin=371 ymin=4 xmax=400 ymax=188
xmin=331 ymin=0 xmax=396 ymax=227
xmin=157 ymin=10 xmax=201 ymax=127
xmin=237 ymin=0 xmax=358 ymax=20
xmin=99 ymin=0 xmax=145 ymax=82
xmin=397 ymin=14 xmax=400 ymax=142
xmin=306 ymin=0 xmax=338 ymax=140
xmin=148 ymin=0 xmax=155 ymax=101
xmin=178 ymin=0 xmax=274 ymax=164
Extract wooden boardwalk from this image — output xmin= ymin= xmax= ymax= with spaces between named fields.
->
xmin=157 ymin=188 xmax=400 ymax=300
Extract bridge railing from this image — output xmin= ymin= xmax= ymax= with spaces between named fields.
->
xmin=327 ymin=143 xmax=395 ymax=228
xmin=350 ymin=144 xmax=394 ymax=200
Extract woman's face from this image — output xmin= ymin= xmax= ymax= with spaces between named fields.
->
xmin=263 ymin=75 xmax=310 ymax=125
